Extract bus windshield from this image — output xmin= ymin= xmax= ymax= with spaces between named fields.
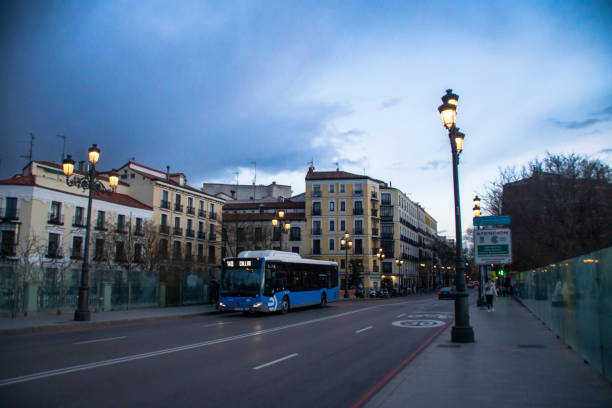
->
xmin=220 ymin=264 xmax=261 ymax=298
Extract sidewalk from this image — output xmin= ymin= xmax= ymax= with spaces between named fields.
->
xmin=365 ymin=296 xmax=612 ymax=408
xmin=0 ymin=304 xmax=219 ymax=336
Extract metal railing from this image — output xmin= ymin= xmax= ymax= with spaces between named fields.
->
xmin=160 ymin=200 xmax=170 ymax=209
xmin=160 ymin=225 xmax=170 ymax=234
xmin=47 ymin=213 xmax=64 ymax=225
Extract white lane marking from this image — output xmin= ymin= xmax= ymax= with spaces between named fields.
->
xmin=253 ymin=353 xmax=298 ymax=370
xmin=397 ymin=313 xmax=406 ymax=318
xmin=355 ymin=326 xmax=373 ymax=334
xmin=0 ymin=305 xmax=379 ymax=387
xmin=202 ymin=321 xmax=231 ymax=328
xmin=74 ymin=336 xmax=126 ymax=345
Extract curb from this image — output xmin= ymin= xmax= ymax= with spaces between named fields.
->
xmin=0 ymin=309 xmax=222 ymax=337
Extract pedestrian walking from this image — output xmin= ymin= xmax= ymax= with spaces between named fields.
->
xmin=484 ymin=280 xmax=497 ymax=312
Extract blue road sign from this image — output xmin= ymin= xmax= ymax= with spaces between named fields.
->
xmin=473 ymin=215 xmax=511 ymax=227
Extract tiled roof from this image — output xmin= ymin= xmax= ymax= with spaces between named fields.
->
xmin=0 ymin=174 xmax=36 ymax=185
xmin=305 ymin=168 xmax=386 ymax=184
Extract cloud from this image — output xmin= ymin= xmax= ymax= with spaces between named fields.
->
xmin=380 ymin=97 xmax=401 ymax=109
xmin=551 ymin=106 xmax=612 ymax=129
xmin=599 ymin=148 xmax=612 ymax=154
xmin=419 ymin=160 xmax=448 ymax=171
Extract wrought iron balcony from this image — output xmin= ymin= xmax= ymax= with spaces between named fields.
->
xmin=95 ymin=221 xmax=107 ymax=231
xmin=46 ymin=247 xmax=63 ymax=258
xmin=372 ymin=228 xmax=379 ymax=236
xmin=72 ymin=217 xmax=86 ymax=228
xmin=209 ymin=233 xmax=216 ymax=241
xmin=198 ymin=209 xmax=207 ymax=218
xmin=197 ymin=231 xmax=206 ymax=240
xmin=160 ymin=225 xmax=170 ymax=234
xmin=353 ymin=208 xmax=363 ymax=215
xmin=48 ymin=213 xmax=64 ymax=225
xmin=116 ymin=224 xmax=128 ymax=234
xmin=186 ymin=229 xmax=195 ymax=238
xmin=134 ymin=227 xmax=144 ymax=236
xmin=312 ymin=208 xmax=322 ymax=216
xmin=160 ymin=200 xmax=170 ymax=210
xmin=174 ymin=203 xmax=183 ymax=212
xmin=70 ymin=248 xmax=83 ymax=259
xmin=371 ymin=208 xmax=378 ymax=217
xmin=354 ymin=228 xmax=363 ymax=235
xmin=312 ymin=190 xmax=322 ymax=197
xmin=354 ymin=190 xmax=363 ymax=196
xmin=312 ymin=228 xmax=322 ymax=235
xmin=173 ymin=227 xmax=183 ymax=236
xmin=186 ymin=206 xmax=195 ymax=215
xmin=209 ymin=212 xmax=217 ymax=220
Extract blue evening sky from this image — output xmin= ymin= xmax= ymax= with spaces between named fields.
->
xmin=1 ymin=0 xmax=611 ymax=238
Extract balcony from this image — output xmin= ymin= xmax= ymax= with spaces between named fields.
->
xmin=353 ymin=208 xmax=363 ymax=215
xmin=312 ymin=228 xmax=321 ymax=236
xmin=371 ymin=208 xmax=378 ymax=217
xmin=209 ymin=233 xmax=217 ymax=241
xmin=174 ymin=203 xmax=183 ymax=212
xmin=381 ymin=215 xmax=393 ymax=222
xmin=48 ymin=213 xmax=64 ymax=225
xmin=46 ymin=248 xmax=63 ymax=259
xmin=70 ymin=248 xmax=83 ymax=260
xmin=372 ymin=228 xmax=379 ymax=236
xmin=370 ymin=192 xmax=379 ymax=201
xmin=186 ymin=206 xmax=195 ymax=215
xmin=354 ymin=190 xmax=363 ymax=196
xmin=312 ymin=208 xmax=322 ymax=216
xmin=198 ymin=209 xmax=207 ymax=218
xmin=186 ymin=229 xmax=195 ymax=238
xmin=95 ymin=221 xmax=107 ymax=231
xmin=312 ymin=190 xmax=322 ymax=197
xmin=354 ymin=228 xmax=363 ymax=235
xmin=1 ymin=208 xmax=19 ymax=220
xmin=160 ymin=225 xmax=170 ymax=234
xmin=197 ymin=231 xmax=206 ymax=240
xmin=173 ymin=227 xmax=183 ymax=236
xmin=160 ymin=200 xmax=170 ymax=210
xmin=209 ymin=212 xmax=217 ymax=220
xmin=72 ymin=218 xmax=86 ymax=228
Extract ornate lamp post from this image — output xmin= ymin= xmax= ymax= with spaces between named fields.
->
xmin=438 ymin=89 xmax=474 ymax=343
xmin=62 ymin=144 xmax=119 ymax=321
xmin=473 ymin=195 xmax=486 ymax=307
xmin=271 ymin=209 xmax=291 ymax=251
xmin=394 ymin=258 xmax=404 ymax=293
xmin=340 ymin=232 xmax=353 ymax=298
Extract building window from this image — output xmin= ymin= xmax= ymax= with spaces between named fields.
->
xmin=340 ymin=201 xmax=345 ymax=212
xmin=329 ymin=201 xmax=335 ymax=212
xmin=134 ymin=243 xmax=142 ymax=263
xmin=208 ymin=245 xmax=215 ymax=262
xmin=312 ymin=201 xmax=321 ymax=216
xmin=313 ymin=184 xmax=322 ymax=197
xmin=198 ymin=244 xmax=204 ymax=261
xmin=74 ymin=206 xmax=85 ymax=227
xmin=4 ymin=197 xmax=18 ymax=219
xmin=135 ymin=217 xmax=143 ymax=235
xmin=94 ymin=238 xmax=105 ymax=260
xmin=340 ymin=220 xmax=346 ymax=231
xmin=291 ymin=246 xmax=300 ymax=254
xmin=71 ymin=236 xmax=83 ymax=259
xmin=381 ymin=193 xmax=392 ymax=205
xmin=354 ymin=239 xmax=363 ymax=254
xmin=185 ymin=242 xmax=193 ymax=260
xmin=117 ymin=214 xmax=126 ymax=232
xmin=340 ymin=184 xmax=345 ymax=193
xmin=329 ymin=220 xmax=335 ymax=232
xmin=313 ymin=239 xmax=321 ymax=255
xmin=329 ymin=184 xmax=335 ymax=193
xmin=354 ymin=220 xmax=363 ymax=235
xmin=96 ymin=211 xmax=106 ymax=230
xmin=173 ymin=241 xmax=181 ymax=259
xmin=290 ymin=227 xmax=301 ymax=241
xmin=312 ymin=220 xmax=321 ymax=235
xmin=354 ymin=184 xmax=363 ymax=195
xmin=329 ymin=238 xmax=335 ymax=251
xmin=115 ymin=241 xmax=126 ymax=262
xmin=159 ymin=239 xmax=168 ymax=259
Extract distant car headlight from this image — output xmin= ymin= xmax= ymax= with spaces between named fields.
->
xmin=219 ymin=302 xmax=226 ymax=308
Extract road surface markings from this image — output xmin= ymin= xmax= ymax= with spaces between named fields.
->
xmin=355 ymin=326 xmax=373 ymax=334
xmin=202 ymin=321 xmax=231 ymax=328
xmin=397 ymin=313 xmax=406 ymax=318
xmin=392 ymin=319 xmax=445 ymax=328
xmin=74 ymin=336 xmax=126 ymax=345
xmin=253 ymin=353 xmax=298 ymax=370
xmin=0 ymin=305 xmax=379 ymax=387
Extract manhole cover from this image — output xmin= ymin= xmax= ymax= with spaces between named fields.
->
xmin=392 ymin=319 xmax=445 ymax=328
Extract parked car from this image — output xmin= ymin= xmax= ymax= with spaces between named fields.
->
xmin=438 ymin=286 xmax=455 ymax=300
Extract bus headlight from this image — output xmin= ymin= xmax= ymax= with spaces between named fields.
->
xmin=219 ymin=302 xmax=226 ymax=308
xmin=252 ymin=302 xmax=263 ymax=309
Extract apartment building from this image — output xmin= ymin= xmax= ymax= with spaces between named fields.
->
xmin=0 ymin=161 xmax=153 ymax=284
xmin=222 ymin=199 xmax=306 ymax=257
xmin=116 ymin=162 xmax=225 ymax=266
xmin=203 ymin=181 xmax=292 ymax=201
xmin=305 ymin=166 xmax=385 ymax=292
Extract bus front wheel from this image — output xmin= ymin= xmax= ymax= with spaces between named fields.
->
xmin=320 ymin=293 xmax=327 ymax=308
xmin=281 ymin=296 xmax=290 ymax=314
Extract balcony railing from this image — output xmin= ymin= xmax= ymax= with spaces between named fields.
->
xmin=186 ymin=229 xmax=195 ymax=238
xmin=173 ymin=227 xmax=183 ymax=236
xmin=186 ymin=206 xmax=195 ymax=215
xmin=70 ymin=249 xmax=83 ymax=260
xmin=160 ymin=200 xmax=170 ymax=210
xmin=370 ymin=192 xmax=378 ymax=201
xmin=160 ymin=225 xmax=170 ymax=234
xmin=381 ymin=215 xmax=393 ymax=222
xmin=353 ymin=208 xmax=363 ymax=215
xmin=198 ymin=209 xmax=207 ymax=218
xmin=95 ymin=221 xmax=107 ymax=231
xmin=1 ymin=208 xmax=19 ymax=220
xmin=197 ymin=231 xmax=206 ymax=240
xmin=312 ymin=190 xmax=322 ymax=197
xmin=47 ymin=213 xmax=64 ymax=225
xmin=174 ymin=203 xmax=183 ymax=212
xmin=72 ymin=218 xmax=86 ymax=228
xmin=354 ymin=228 xmax=363 ymax=235
xmin=209 ymin=233 xmax=216 ymax=241
xmin=209 ymin=212 xmax=217 ymax=220
xmin=354 ymin=190 xmax=363 ymax=196
xmin=312 ymin=208 xmax=322 ymax=216
xmin=46 ymin=248 xmax=63 ymax=258
xmin=312 ymin=228 xmax=321 ymax=235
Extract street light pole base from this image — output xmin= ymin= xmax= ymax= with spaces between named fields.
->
xmin=74 ymin=309 xmax=91 ymax=321
xmin=451 ymin=325 xmax=475 ymax=343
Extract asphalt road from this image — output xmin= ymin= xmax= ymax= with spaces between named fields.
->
xmin=0 ymin=294 xmax=457 ymax=408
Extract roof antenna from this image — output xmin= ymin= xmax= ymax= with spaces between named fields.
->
xmin=334 ymin=161 xmax=339 ymax=171
xmin=234 ymin=171 xmax=239 ymax=185
xmin=21 ymin=133 xmax=35 ymax=163
xmin=57 ymin=134 xmax=66 ymax=161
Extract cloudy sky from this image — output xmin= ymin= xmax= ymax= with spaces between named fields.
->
xmin=1 ymin=0 xmax=611 ymax=238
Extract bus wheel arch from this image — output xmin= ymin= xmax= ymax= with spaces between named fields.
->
xmin=281 ymin=295 xmax=290 ymax=314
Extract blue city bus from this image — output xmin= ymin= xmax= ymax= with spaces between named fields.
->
xmin=218 ymin=250 xmax=339 ymax=314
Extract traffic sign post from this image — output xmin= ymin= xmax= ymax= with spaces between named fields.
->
xmin=474 ymin=228 xmax=512 ymax=265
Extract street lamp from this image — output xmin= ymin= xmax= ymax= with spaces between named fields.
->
xmin=340 ymin=232 xmax=353 ymax=298
xmin=62 ymin=144 xmax=118 ymax=321
xmin=473 ymin=195 xmax=485 ymax=307
xmin=271 ymin=209 xmax=291 ymax=251
xmin=395 ymin=258 xmax=404 ymax=293
xmin=376 ymin=248 xmax=385 ymax=292
xmin=438 ymin=89 xmax=474 ymax=343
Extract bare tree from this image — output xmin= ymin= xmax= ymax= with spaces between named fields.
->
xmin=8 ymin=231 xmax=46 ymax=317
